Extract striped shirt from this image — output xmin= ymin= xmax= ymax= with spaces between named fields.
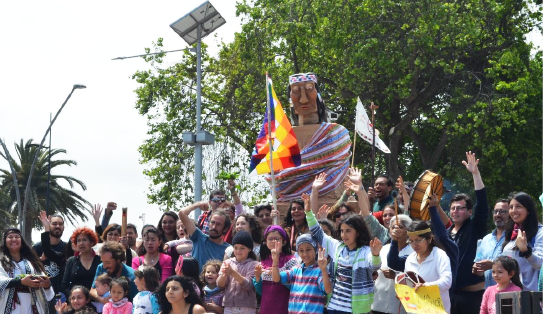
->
xmin=280 ymin=263 xmax=327 ymax=314
xmin=328 ymin=252 xmax=354 ymax=311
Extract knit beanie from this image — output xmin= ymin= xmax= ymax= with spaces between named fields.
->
xmin=232 ymin=230 xmax=254 ymax=250
xmin=296 ymin=234 xmax=317 ymax=252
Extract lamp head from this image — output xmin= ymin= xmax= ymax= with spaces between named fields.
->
xmin=73 ymin=84 xmax=86 ymax=89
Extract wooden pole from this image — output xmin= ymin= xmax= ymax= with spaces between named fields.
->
xmin=266 ymin=73 xmax=279 ymax=225
xmin=394 ymin=198 xmax=399 ymax=226
xmin=121 ymin=207 xmax=127 ymax=237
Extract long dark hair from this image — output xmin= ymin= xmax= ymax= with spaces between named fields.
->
xmin=179 ymin=257 xmax=204 ymax=295
xmin=157 ymin=211 xmax=179 ymax=243
xmin=158 ymin=276 xmax=203 ymax=313
xmin=68 ymin=285 xmax=97 ymax=312
xmin=134 ymin=266 xmax=160 ymax=292
xmin=283 ymin=199 xmax=306 ymax=227
xmin=1 ymin=228 xmax=45 ymax=273
xmin=407 ymin=220 xmax=445 ymax=252
xmin=503 ymin=192 xmax=539 ymax=250
xmin=493 ymin=256 xmax=523 ymax=289
xmin=233 ymin=214 xmax=263 ymax=244
xmin=136 ymin=228 xmax=164 ymax=256
xmin=260 ymin=227 xmax=291 ymax=261
xmin=286 ymin=77 xmax=329 ymax=126
xmin=337 ymin=215 xmax=372 ymax=248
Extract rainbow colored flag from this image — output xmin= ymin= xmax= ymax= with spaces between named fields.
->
xmin=249 ymin=76 xmax=301 ymax=175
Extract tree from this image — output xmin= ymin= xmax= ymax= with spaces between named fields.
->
xmin=0 ymin=139 xmax=91 ymax=240
xmin=132 ymin=0 xmax=542 ymax=208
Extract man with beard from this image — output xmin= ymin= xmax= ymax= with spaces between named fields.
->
xmin=33 ymin=214 xmax=67 ymax=313
xmin=90 ymin=241 xmax=138 ymax=303
xmin=126 ymin=223 xmax=138 ymax=251
xmin=179 ymin=203 xmax=232 ymax=273
xmin=367 ymin=174 xmax=395 ymax=212
xmin=447 ymin=152 xmax=489 ymax=314
xmin=472 ymin=198 xmax=510 ymax=287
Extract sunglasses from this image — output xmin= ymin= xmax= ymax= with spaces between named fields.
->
xmin=211 ymin=197 xmax=227 ymax=203
xmin=335 ymin=211 xmax=348 ymax=219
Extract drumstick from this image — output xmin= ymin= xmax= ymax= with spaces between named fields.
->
xmin=121 ymin=207 xmax=127 ymax=237
xmin=394 ymin=198 xmax=399 ymax=225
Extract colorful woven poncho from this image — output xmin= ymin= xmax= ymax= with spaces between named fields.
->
xmin=266 ymin=122 xmax=351 ymax=201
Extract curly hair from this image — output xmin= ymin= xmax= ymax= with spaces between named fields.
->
xmin=337 ymin=214 xmax=373 ymax=248
xmin=157 ymin=211 xmax=179 ymax=243
xmin=158 ymin=276 xmax=203 ymax=313
xmin=99 ymin=241 xmax=126 ymax=263
xmin=1 ymin=228 xmax=45 ymax=273
xmin=233 ymin=214 xmax=263 ymax=244
xmin=327 ymin=202 xmax=356 ymax=221
xmin=71 ymin=227 xmax=99 ymax=247
xmin=200 ymin=259 xmax=222 ymax=285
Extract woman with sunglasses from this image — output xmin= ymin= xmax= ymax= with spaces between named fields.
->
xmin=0 ymin=228 xmax=54 ymax=314
xmin=132 ymin=228 xmax=173 ymax=283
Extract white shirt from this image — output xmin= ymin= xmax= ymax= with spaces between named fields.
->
xmin=404 ymin=247 xmax=452 ymax=313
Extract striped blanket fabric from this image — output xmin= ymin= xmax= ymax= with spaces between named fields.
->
xmin=266 ymin=122 xmax=352 ymax=201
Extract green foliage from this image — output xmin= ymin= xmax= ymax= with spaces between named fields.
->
xmin=133 ymin=0 xmax=542 ymax=209
xmin=0 ymin=139 xmax=91 ymax=239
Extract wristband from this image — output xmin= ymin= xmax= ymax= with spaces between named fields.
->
xmin=519 ymin=246 xmax=532 ymax=258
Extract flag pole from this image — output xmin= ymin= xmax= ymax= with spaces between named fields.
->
xmin=370 ymin=102 xmax=377 ymax=185
xmin=266 ymin=72 xmax=279 ymax=225
xmin=351 ymin=107 xmax=357 ymax=166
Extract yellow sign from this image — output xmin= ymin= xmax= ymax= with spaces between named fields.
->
xmin=394 ymin=283 xmax=447 ymax=314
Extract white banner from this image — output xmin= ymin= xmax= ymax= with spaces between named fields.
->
xmin=355 ymin=98 xmax=391 ymax=154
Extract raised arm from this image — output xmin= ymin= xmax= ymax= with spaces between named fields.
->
xmin=311 ymin=173 xmax=327 ymax=215
xmin=344 ymin=180 xmax=370 ymax=216
xmin=228 ymin=179 xmax=242 ymax=207
xmin=100 ymin=202 xmax=116 ymax=230
xmin=347 ymin=167 xmax=370 ymax=210
xmin=38 ymin=211 xmax=64 ymax=264
xmin=179 ymin=201 xmax=209 ymax=236
xmin=396 ymin=176 xmax=410 ymax=214
xmin=463 ymin=151 xmax=489 ymax=235
xmin=462 ymin=151 xmax=484 ymax=190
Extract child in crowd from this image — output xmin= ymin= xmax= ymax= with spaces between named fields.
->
xmin=480 ymin=256 xmax=523 ymax=314
xmin=201 ymin=259 xmax=225 ymax=314
xmin=175 ymin=256 xmax=204 ymax=298
xmin=271 ymin=234 xmax=332 ymax=314
xmin=254 ymin=225 xmax=299 ymax=314
xmin=133 ymin=266 xmax=161 ymax=314
xmin=102 ymin=277 xmax=133 ymax=314
xmin=55 ymin=285 xmax=98 ymax=314
xmin=305 ymin=187 xmax=383 ymax=314
xmin=218 ymin=230 xmax=259 ymax=314
xmin=92 ymin=274 xmax=111 ymax=313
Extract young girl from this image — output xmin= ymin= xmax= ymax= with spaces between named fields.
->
xmin=55 ymin=285 xmax=98 ymax=314
xmin=157 ymin=276 xmax=205 ymax=314
xmin=254 ymin=225 xmax=299 ymax=314
xmin=271 ymin=234 xmax=332 ymax=314
xmin=306 ymin=178 xmax=383 ymax=314
xmin=217 ymin=230 xmax=259 ymax=314
xmin=133 ymin=228 xmax=173 ymax=283
xmin=133 ymin=266 xmax=161 ymax=314
xmin=480 ymin=256 xmax=523 ymax=314
xmin=175 ymin=256 xmax=204 ymax=298
xmin=102 ymin=277 xmax=133 ymax=314
xmin=201 ymin=260 xmax=224 ymax=314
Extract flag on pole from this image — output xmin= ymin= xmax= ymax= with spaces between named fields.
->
xmin=249 ymin=77 xmax=301 ymax=175
xmin=355 ymin=98 xmax=391 ymax=154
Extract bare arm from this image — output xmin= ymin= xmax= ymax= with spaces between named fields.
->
xmin=90 ymin=288 xmax=108 ymax=304
xmin=436 ymin=204 xmax=451 ymax=227
xmin=311 ymin=173 xmax=327 ymax=215
xmin=179 ymin=201 xmax=209 ymax=236
xmin=228 ymin=179 xmax=242 ymax=206
xmin=344 ymin=181 xmax=370 ymax=216
xmin=396 ymin=176 xmax=410 ymax=213
xmin=462 ymin=151 xmax=484 ymax=190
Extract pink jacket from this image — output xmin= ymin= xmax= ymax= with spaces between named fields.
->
xmin=132 ymin=253 xmax=173 ymax=282
xmin=102 ymin=301 xmax=132 ymax=314
xmin=219 ymin=257 xmax=259 ymax=308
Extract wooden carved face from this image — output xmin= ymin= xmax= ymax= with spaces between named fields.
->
xmin=290 ymin=81 xmax=318 ymax=116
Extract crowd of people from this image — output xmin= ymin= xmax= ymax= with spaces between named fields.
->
xmin=0 ymin=152 xmax=541 ymax=314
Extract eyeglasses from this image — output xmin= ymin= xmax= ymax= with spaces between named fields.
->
xmin=450 ymin=206 xmax=468 ymax=212
xmin=291 ymin=206 xmax=304 ymax=212
xmin=335 ymin=211 xmax=348 ymax=218
xmin=406 ymin=238 xmax=427 ymax=246
xmin=6 ymin=236 xmax=21 ymax=240
xmin=493 ymin=210 xmax=508 ymax=215
xmin=266 ymin=237 xmax=282 ymax=242
xmin=211 ymin=197 xmax=226 ymax=203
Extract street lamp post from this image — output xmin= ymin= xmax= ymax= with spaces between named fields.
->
xmin=20 ymin=84 xmax=86 ymax=238
xmin=170 ymin=1 xmax=225 ymax=218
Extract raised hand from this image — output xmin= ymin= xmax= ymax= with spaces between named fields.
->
xmin=517 ymin=230 xmax=528 ymax=252
xmin=367 ymin=187 xmax=376 ymax=201
xmin=317 ymin=247 xmax=327 ymax=270
xmin=38 ymin=211 xmax=51 ymax=231
xmin=348 ymin=167 xmax=363 ymax=185
xmin=396 ymin=176 xmax=404 ymax=189
xmin=227 ymin=179 xmax=236 ymax=192
xmin=370 ymin=237 xmax=383 ymax=256
xmin=221 ymin=260 xmax=233 ymax=276
xmin=271 ymin=240 xmax=281 ymax=263
xmin=270 ymin=206 xmax=279 ymax=219
xmin=461 ymin=151 xmax=480 ymax=175
xmin=106 ymin=202 xmax=117 ymax=212
xmin=55 ymin=300 xmax=67 ymax=314
xmin=301 ymin=193 xmax=310 ymax=211
xmin=91 ymin=204 xmax=102 ymax=225
xmin=255 ymin=263 xmax=263 ymax=279
xmin=428 ymin=193 xmax=440 ymax=208
xmin=317 ymin=204 xmax=330 ymax=220
xmin=344 ymin=180 xmax=359 ymax=193
xmin=312 ymin=172 xmax=327 ymax=190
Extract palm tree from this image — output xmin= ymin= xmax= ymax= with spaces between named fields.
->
xmin=0 ymin=139 xmax=91 ymax=240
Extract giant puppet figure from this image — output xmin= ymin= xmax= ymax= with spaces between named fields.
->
xmin=269 ymin=73 xmax=351 ymax=202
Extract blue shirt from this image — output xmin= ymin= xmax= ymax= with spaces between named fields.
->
xmin=191 ymin=227 xmax=231 ymax=273
xmin=474 ymin=229 xmax=505 ymax=288
xmin=280 ymin=263 xmax=327 ymax=314
xmin=91 ymin=263 xmax=138 ymax=301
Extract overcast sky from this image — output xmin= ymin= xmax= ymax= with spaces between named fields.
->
xmin=0 ymin=1 xmax=242 ymax=242
xmin=0 ymin=1 xmax=541 ymax=244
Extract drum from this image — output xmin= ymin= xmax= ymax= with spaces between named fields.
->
xmin=409 ymin=170 xmax=445 ymax=220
